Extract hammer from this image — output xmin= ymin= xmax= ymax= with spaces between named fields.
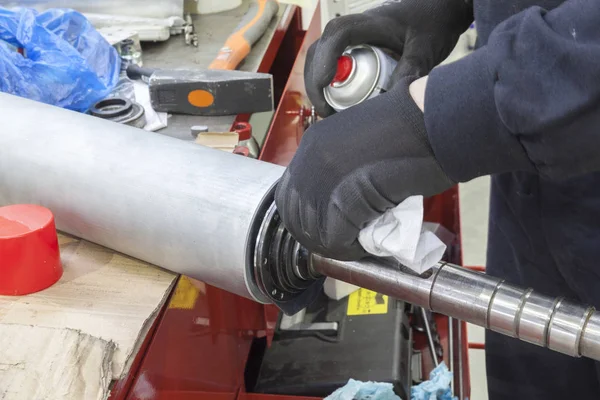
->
xmin=129 ymin=0 xmax=279 ymax=116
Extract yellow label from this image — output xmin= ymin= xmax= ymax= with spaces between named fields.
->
xmin=168 ymin=276 xmax=199 ymax=309
xmin=347 ymin=288 xmax=389 ymax=316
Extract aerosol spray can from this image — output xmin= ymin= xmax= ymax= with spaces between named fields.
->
xmin=324 ymin=44 xmax=398 ymax=111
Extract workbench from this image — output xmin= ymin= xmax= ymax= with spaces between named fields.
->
xmin=106 ymin=3 xmax=472 ymax=400
xmin=143 ymin=1 xmax=294 ymax=146
xmin=0 ymin=3 xmax=472 ymax=399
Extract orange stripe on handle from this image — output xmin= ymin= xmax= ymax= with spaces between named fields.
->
xmin=209 ymin=37 xmax=252 ymax=71
xmin=209 ymin=0 xmax=277 ymax=71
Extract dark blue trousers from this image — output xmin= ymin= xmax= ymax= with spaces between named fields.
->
xmin=486 ymin=171 xmax=600 ymax=399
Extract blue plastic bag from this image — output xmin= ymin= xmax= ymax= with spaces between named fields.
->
xmin=0 ymin=8 xmax=120 ymax=112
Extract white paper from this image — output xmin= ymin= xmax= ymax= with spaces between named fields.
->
xmin=133 ymin=80 xmax=168 ymax=132
xmin=323 ymin=278 xmax=360 ymax=300
xmin=358 ymin=195 xmax=446 ymax=274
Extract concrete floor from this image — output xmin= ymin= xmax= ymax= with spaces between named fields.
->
xmin=460 ymin=177 xmax=491 ymax=400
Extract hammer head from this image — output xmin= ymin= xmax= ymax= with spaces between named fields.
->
xmin=149 ymin=69 xmax=273 ymax=116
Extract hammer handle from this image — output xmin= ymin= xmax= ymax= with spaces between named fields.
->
xmin=208 ymin=0 xmax=279 ymax=70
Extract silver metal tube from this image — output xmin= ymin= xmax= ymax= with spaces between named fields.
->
xmin=448 ymin=317 xmax=454 ymax=394
xmin=310 ymin=256 xmax=435 ymax=308
xmin=581 ymin=312 xmax=600 ymax=361
xmin=311 ymin=255 xmax=600 ymax=362
xmin=516 ymin=291 xmax=556 ymax=346
xmin=457 ymin=321 xmax=464 ymax=400
xmin=430 ymin=263 xmax=500 ymax=327
xmin=547 ymin=299 xmax=593 ymax=357
xmin=421 ymin=307 xmax=440 ymax=367
xmin=487 ymin=282 xmax=523 ymax=336
xmin=0 ymin=93 xmax=284 ymax=302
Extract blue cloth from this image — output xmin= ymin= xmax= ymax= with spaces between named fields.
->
xmin=411 ymin=362 xmax=456 ymax=400
xmin=0 ymin=8 xmax=120 ymax=111
xmin=424 ymin=0 xmax=600 ymax=399
xmin=324 ymin=379 xmax=401 ymax=400
xmin=325 ymin=363 xmax=455 ymax=400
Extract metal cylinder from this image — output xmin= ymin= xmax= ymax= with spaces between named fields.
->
xmin=311 ymin=255 xmax=600 ymax=361
xmin=430 ymin=263 xmax=501 ymax=327
xmin=324 ymin=45 xmax=397 ymax=111
xmin=581 ymin=312 xmax=600 ymax=360
xmin=486 ymin=282 xmax=524 ymax=337
xmin=311 ymin=255 xmax=435 ymax=308
xmin=547 ymin=299 xmax=593 ymax=357
xmin=516 ymin=291 xmax=557 ymax=346
xmin=0 ymin=92 xmax=283 ymax=303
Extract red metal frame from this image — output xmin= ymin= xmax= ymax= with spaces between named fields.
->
xmin=111 ymin=4 xmax=472 ymax=399
xmin=109 ymin=277 xmax=180 ymax=398
xmin=259 ymin=4 xmax=321 ymax=166
xmin=109 ymin=8 xmax=305 ymax=400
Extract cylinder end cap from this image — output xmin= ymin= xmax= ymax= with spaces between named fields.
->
xmin=0 ymin=205 xmax=63 ymax=296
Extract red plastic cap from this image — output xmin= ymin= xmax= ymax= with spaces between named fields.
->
xmin=331 ymin=55 xmax=353 ymax=85
xmin=0 ymin=205 xmax=63 ymax=296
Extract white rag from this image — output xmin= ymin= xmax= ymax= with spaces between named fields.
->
xmin=358 ymin=195 xmax=446 ymax=274
xmin=133 ymin=80 xmax=168 ymax=132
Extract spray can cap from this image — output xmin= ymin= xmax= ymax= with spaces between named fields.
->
xmin=331 ymin=55 xmax=354 ymax=86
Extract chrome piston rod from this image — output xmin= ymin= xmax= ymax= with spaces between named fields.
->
xmin=311 ymin=255 xmax=600 ymax=361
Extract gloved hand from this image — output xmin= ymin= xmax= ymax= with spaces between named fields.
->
xmin=306 ymin=0 xmax=473 ymax=117
xmin=275 ymin=78 xmax=455 ymax=261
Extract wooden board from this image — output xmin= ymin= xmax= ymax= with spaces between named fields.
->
xmin=0 ymin=324 xmax=115 ymax=400
xmin=0 ymin=233 xmax=177 ymax=389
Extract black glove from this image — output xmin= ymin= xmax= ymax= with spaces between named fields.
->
xmin=275 ymin=79 xmax=455 ymax=261
xmin=305 ymin=0 xmax=473 ymax=117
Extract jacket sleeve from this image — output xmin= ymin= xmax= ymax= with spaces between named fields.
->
xmin=424 ymin=0 xmax=600 ymax=182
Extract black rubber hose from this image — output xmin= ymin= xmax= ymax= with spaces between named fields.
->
xmin=126 ymin=64 xmax=156 ymax=80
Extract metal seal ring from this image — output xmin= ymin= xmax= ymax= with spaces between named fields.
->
xmin=254 ymin=204 xmax=297 ymax=302
xmin=254 ymin=202 xmax=322 ymax=304
xmin=89 ymin=97 xmax=146 ymax=129
xmin=90 ymin=98 xmax=132 ymax=118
